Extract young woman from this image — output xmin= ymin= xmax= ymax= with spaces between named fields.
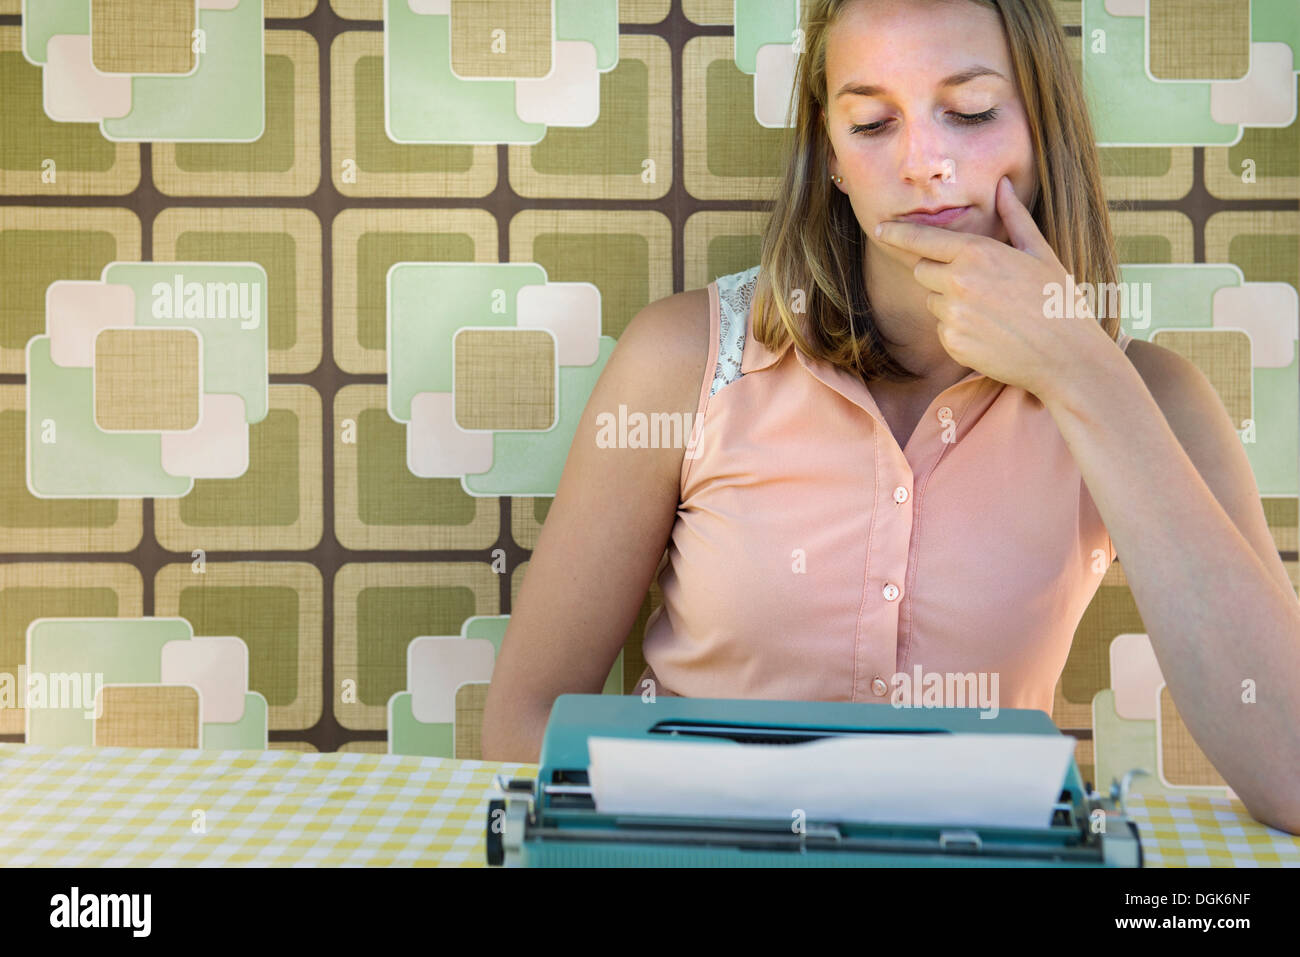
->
xmin=481 ymin=0 xmax=1300 ymax=833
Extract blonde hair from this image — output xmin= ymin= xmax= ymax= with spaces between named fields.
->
xmin=752 ymin=0 xmax=1121 ymax=383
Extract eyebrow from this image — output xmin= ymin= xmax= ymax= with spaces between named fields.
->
xmin=835 ymin=65 xmax=1007 ymax=99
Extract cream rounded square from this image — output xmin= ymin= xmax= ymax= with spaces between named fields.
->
xmin=47 ymin=281 xmax=136 ymax=368
xmin=515 ymin=40 xmax=600 ymax=126
xmin=1212 ymin=283 xmax=1299 ymax=369
xmin=1109 ymin=633 xmax=1164 ymax=721
xmin=515 ymin=282 xmax=601 ymax=366
xmin=160 ymin=392 xmax=250 ymax=478
xmin=407 ymin=636 xmax=495 ymax=724
xmin=754 ymin=42 xmax=798 ymax=128
xmin=43 ymin=35 xmax=133 ymax=122
xmin=407 ymin=391 xmax=495 ymax=477
xmin=1210 ymin=43 xmax=1297 ymax=127
xmin=159 ymin=635 xmax=249 ymax=724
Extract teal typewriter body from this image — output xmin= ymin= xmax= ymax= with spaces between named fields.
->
xmin=485 ymin=694 xmax=1145 ymax=867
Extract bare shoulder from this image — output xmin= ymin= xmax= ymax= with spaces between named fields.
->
xmin=615 ymin=286 xmax=713 ymax=413
xmin=1121 ymin=338 xmax=1203 ymax=412
xmin=1120 ymin=338 xmax=1237 ymax=438
xmin=1119 ymin=336 xmax=1161 ymax=370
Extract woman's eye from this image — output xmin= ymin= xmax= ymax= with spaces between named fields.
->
xmin=849 ymin=106 xmax=999 ymax=137
xmin=952 ymin=106 xmax=999 ymax=126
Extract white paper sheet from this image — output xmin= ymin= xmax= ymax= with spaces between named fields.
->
xmin=587 ymin=733 xmax=1076 ymax=830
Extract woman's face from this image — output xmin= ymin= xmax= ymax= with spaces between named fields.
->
xmin=823 ymin=0 xmax=1038 ymax=269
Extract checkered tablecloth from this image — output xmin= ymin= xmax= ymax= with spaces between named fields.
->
xmin=1125 ymin=792 xmax=1300 ymax=867
xmin=1 ymin=744 xmax=1296 ymax=866
xmin=0 ymin=744 xmax=535 ymax=867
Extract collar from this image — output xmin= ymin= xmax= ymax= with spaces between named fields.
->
xmin=742 ymin=323 xmax=986 ymax=395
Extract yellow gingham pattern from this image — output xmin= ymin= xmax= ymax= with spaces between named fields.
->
xmin=0 ymin=744 xmax=535 ymax=867
xmin=1126 ymin=793 xmax=1300 ymax=867
xmin=1 ymin=744 xmax=1296 ymax=867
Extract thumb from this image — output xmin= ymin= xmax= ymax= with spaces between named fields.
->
xmin=996 ymin=176 xmax=1049 ymax=257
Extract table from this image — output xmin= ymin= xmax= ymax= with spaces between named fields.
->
xmin=0 ymin=743 xmax=533 ymax=867
xmin=1 ymin=744 xmax=1296 ymax=866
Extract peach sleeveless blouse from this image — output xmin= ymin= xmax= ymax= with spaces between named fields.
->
xmin=639 ymin=264 xmax=1132 ymax=715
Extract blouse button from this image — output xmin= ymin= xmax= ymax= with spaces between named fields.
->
xmin=882 ymin=583 xmax=900 ymax=601
xmin=871 ymin=676 xmax=889 ymax=697
xmin=893 ymin=485 xmax=909 ymax=504
xmin=937 ymin=406 xmax=953 ymax=423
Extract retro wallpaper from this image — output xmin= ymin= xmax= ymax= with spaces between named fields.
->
xmin=0 ymin=0 xmax=1297 ymax=801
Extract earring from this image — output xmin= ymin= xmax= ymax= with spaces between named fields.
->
xmin=832 ymin=174 xmax=842 ymax=184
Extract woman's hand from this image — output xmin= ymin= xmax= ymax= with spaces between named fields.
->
xmin=874 ymin=176 xmax=1114 ymax=403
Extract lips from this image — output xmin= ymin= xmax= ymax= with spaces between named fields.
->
xmin=896 ymin=205 xmax=971 ymax=227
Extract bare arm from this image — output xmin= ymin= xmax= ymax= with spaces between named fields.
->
xmin=1041 ymin=337 xmax=1300 ymax=833
xmin=480 ymin=290 xmax=710 ymax=763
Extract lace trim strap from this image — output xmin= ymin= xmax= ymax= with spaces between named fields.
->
xmin=711 ymin=264 xmax=761 ymax=398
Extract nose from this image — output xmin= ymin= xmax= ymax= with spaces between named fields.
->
xmin=897 ymin=115 xmax=954 ymax=187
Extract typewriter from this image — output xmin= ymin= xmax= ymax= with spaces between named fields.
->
xmin=485 ymin=694 xmax=1144 ymax=867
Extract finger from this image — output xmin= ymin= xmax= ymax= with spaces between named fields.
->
xmin=996 ymin=175 xmax=1051 ymax=258
xmin=874 ymin=220 xmax=972 ymax=264
xmin=911 ymin=257 xmax=949 ymax=294
xmin=925 ymin=290 xmax=950 ymax=322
